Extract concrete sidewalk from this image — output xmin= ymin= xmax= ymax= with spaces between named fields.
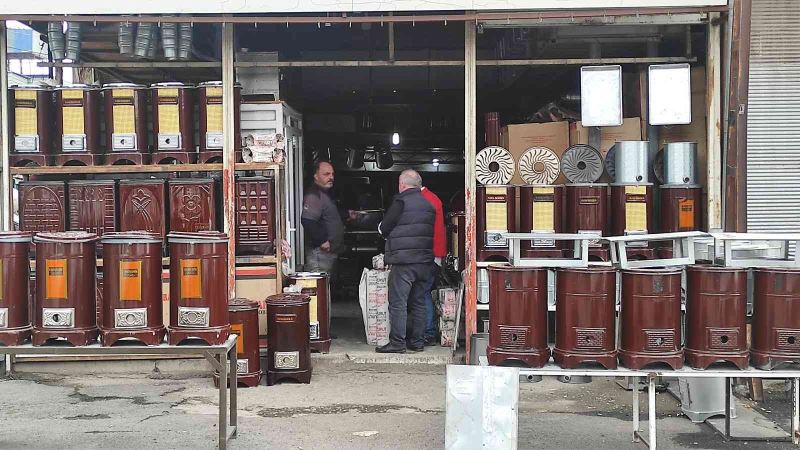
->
xmin=1 ymin=361 xmax=796 ymax=450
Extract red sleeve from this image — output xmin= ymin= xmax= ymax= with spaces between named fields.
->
xmin=422 ymin=188 xmax=447 ymax=258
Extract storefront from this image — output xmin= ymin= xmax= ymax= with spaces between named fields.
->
xmin=0 ymin=0 xmax=734 ymax=359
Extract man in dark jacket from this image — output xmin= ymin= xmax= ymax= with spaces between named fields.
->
xmin=376 ymin=169 xmax=436 ymax=354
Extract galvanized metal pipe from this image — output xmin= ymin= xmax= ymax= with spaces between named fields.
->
xmin=222 ymin=22 xmax=236 ymax=301
xmin=0 ymin=21 xmax=11 ymax=231
xmin=464 ymin=21 xmax=477 ymax=362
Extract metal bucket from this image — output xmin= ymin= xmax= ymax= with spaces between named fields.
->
xmin=178 ymin=23 xmax=193 ymax=60
xmin=613 ymin=141 xmax=649 ymax=183
xmin=664 ymin=142 xmax=698 ymax=185
xmin=134 ymin=22 xmax=154 ymax=58
xmin=161 ymin=23 xmax=178 ymax=60
xmin=478 ymin=268 xmax=490 ymax=304
xmin=469 ymin=333 xmax=489 ymax=365
xmin=48 ymin=22 xmax=65 ymax=60
xmin=64 ymin=22 xmax=82 ymax=61
xmin=118 ymin=21 xmax=136 ymax=56
xmin=678 ymin=378 xmax=736 ymax=423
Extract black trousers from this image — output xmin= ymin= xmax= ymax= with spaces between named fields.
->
xmin=388 ymin=263 xmax=433 ymax=348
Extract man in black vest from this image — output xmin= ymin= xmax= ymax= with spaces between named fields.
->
xmin=376 ymin=169 xmax=436 ymax=353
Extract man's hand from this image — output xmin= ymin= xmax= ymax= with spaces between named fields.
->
xmin=347 ymin=210 xmax=360 ymax=222
xmin=320 ymin=241 xmax=331 ymax=252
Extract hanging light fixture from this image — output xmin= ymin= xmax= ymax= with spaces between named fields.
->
xmin=391 ymin=132 xmax=400 ymax=146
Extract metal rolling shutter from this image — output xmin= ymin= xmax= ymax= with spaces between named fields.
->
xmin=747 ymin=0 xmax=800 ymax=238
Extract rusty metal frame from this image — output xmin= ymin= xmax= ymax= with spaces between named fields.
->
xmin=0 ymin=21 xmax=10 ymax=231
xmin=222 ymin=22 xmax=237 ymax=301
xmin=464 ymin=21 xmax=477 ymax=363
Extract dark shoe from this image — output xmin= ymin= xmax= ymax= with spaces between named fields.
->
xmin=407 ymin=346 xmax=424 ymax=353
xmin=376 ymin=343 xmax=406 ymax=354
xmin=424 ymin=336 xmax=437 ymax=347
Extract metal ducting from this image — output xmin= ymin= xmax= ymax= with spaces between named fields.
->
xmin=64 ymin=22 xmax=82 ymax=61
xmin=118 ymin=21 xmax=136 ymax=56
xmin=161 ymin=23 xmax=178 ymax=60
xmin=613 ymin=141 xmax=649 ymax=183
xmin=663 ymin=142 xmax=697 ymax=185
xmin=375 ymin=146 xmax=394 ymax=169
xmin=134 ymin=22 xmax=154 ymax=59
xmin=48 ymin=22 xmax=65 ymax=61
xmin=146 ymin=25 xmax=159 ymax=59
xmin=178 ymin=23 xmax=193 ymax=60
xmin=747 ymin=0 xmax=800 ymax=246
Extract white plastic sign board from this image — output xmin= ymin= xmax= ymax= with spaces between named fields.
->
xmin=648 ymin=63 xmax=692 ymax=125
xmin=580 ymin=65 xmax=623 ymax=127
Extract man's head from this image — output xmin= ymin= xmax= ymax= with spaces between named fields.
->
xmin=398 ymin=169 xmax=422 ymax=193
xmin=313 ymin=160 xmax=335 ymax=190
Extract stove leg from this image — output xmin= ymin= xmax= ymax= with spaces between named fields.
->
xmin=725 ymin=377 xmax=732 ymax=440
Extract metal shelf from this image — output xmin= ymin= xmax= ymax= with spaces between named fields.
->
xmin=10 ymin=162 xmax=281 ymax=176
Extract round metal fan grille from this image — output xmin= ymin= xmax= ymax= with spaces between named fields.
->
xmin=561 ymin=144 xmax=604 ymax=183
xmin=476 ymin=146 xmax=515 ymax=185
xmin=518 ymin=147 xmax=560 ymax=185
xmin=653 ymin=149 xmax=665 ymax=184
xmin=605 ymin=146 xmax=616 ymax=181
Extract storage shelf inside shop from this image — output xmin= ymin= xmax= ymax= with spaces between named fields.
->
xmin=11 ymin=162 xmax=281 ymax=176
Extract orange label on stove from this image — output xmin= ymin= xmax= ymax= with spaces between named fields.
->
xmin=180 ymin=259 xmax=202 ymax=300
xmin=119 ymin=260 xmax=143 ymax=301
xmin=46 ymin=259 xmax=68 ymax=300
xmin=231 ymin=323 xmax=245 ymax=354
xmin=678 ymin=198 xmax=696 ymax=230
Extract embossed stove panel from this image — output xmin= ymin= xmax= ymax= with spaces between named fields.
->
xmin=119 ymin=180 xmax=167 ymax=238
xmin=19 ymin=182 xmax=66 ymax=233
xmin=169 ymin=179 xmax=217 ymax=233
xmin=236 ymin=177 xmax=275 ymax=255
xmin=68 ymin=181 xmax=117 ymax=239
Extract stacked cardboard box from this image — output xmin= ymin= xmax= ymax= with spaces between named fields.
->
xmin=437 ymin=287 xmax=461 ymax=347
xmin=359 ymin=268 xmax=391 ymax=346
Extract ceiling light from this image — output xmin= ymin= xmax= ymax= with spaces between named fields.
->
xmin=391 ymin=132 xmax=400 ymax=146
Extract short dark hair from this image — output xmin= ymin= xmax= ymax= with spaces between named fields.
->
xmin=313 ymin=159 xmax=333 ymax=174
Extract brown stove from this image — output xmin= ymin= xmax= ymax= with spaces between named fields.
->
xmin=9 ymin=85 xmax=52 ymax=167
xmin=553 ymin=267 xmax=617 ymax=369
xmin=685 ymin=265 xmax=748 ymax=369
xmin=287 ymin=272 xmax=331 ymax=353
xmin=100 ymin=232 xmax=166 ymax=346
xmin=102 ymin=83 xmax=150 ymax=165
xmin=751 ymin=268 xmax=800 ymax=370
xmin=486 ymin=264 xmax=549 ymax=368
xmin=215 ymin=298 xmax=262 ymax=387
xmin=519 ymin=184 xmax=565 ymax=258
xmin=167 ymin=232 xmax=231 ymax=346
xmin=619 ymin=268 xmax=683 ymax=369
xmin=266 ymin=293 xmax=312 ymax=385
xmin=0 ymin=232 xmax=33 ymax=345
xmin=53 ymin=84 xmax=102 ymax=166
xmin=32 ymin=231 xmax=99 ymax=346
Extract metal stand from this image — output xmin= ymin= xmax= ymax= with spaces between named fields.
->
xmin=517 ymin=364 xmax=800 ymax=448
xmin=502 ymin=232 xmax=601 ymax=268
xmin=711 ymin=232 xmax=800 ymax=268
xmin=1 ymin=335 xmax=239 ymax=450
xmin=606 ymin=231 xmax=707 ymax=269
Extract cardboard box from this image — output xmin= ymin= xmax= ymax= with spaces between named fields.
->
xmin=569 ymin=117 xmax=643 ymax=155
xmin=437 ymin=287 xmax=460 ymax=321
xmin=359 ymin=268 xmax=391 ymax=346
xmin=500 ymin=121 xmax=570 ymax=185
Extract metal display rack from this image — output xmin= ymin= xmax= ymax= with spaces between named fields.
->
xmin=503 ymin=232 xmax=601 ymax=268
xmin=517 ymin=364 xmax=800 ymax=449
xmin=606 ymin=231 xmax=707 ymax=269
xmin=1 ymin=335 xmax=240 ymax=450
xmin=711 ymin=232 xmax=800 ymax=268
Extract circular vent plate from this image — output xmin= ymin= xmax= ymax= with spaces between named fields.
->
xmin=476 ymin=146 xmax=515 ymax=185
xmin=653 ymin=148 xmax=665 ymax=184
xmin=561 ymin=144 xmax=604 ymax=183
xmin=518 ymin=147 xmax=560 ymax=185
xmin=605 ymin=146 xmax=616 ymax=181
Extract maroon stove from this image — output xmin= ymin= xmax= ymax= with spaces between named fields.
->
xmin=9 ymin=85 xmax=52 ymax=167
xmin=518 ymin=184 xmax=565 ymax=258
xmin=215 ymin=298 xmax=262 ymax=387
xmin=685 ymin=265 xmax=748 ymax=369
xmin=266 ymin=293 xmax=312 ymax=385
xmin=477 ymin=186 xmax=516 ymax=262
xmin=565 ymin=183 xmax=610 ymax=261
xmin=119 ymin=179 xmax=167 ymax=239
xmin=19 ymin=181 xmax=66 ymax=233
xmin=751 ymin=268 xmax=800 ymax=370
xmin=167 ymin=231 xmax=230 ymax=346
xmin=53 ymin=84 xmax=102 ymax=166
xmin=235 ymin=176 xmax=276 ymax=255
xmin=609 ymin=183 xmax=655 ymax=260
xmin=102 ymin=83 xmax=150 ymax=165
xmin=197 ymin=81 xmax=242 ymax=163
xmin=32 ymin=232 xmax=99 ymax=346
xmin=618 ymin=268 xmax=683 ymax=369
xmin=100 ymin=232 xmax=166 ymax=346
xmin=486 ymin=264 xmax=549 ymax=368
xmin=0 ymin=232 xmax=33 ymax=346
xmin=553 ymin=267 xmax=617 ymax=369
xmin=151 ymin=82 xmax=196 ymax=164
xmin=169 ymin=179 xmax=217 ymax=233
xmin=68 ymin=180 xmax=118 ymax=254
